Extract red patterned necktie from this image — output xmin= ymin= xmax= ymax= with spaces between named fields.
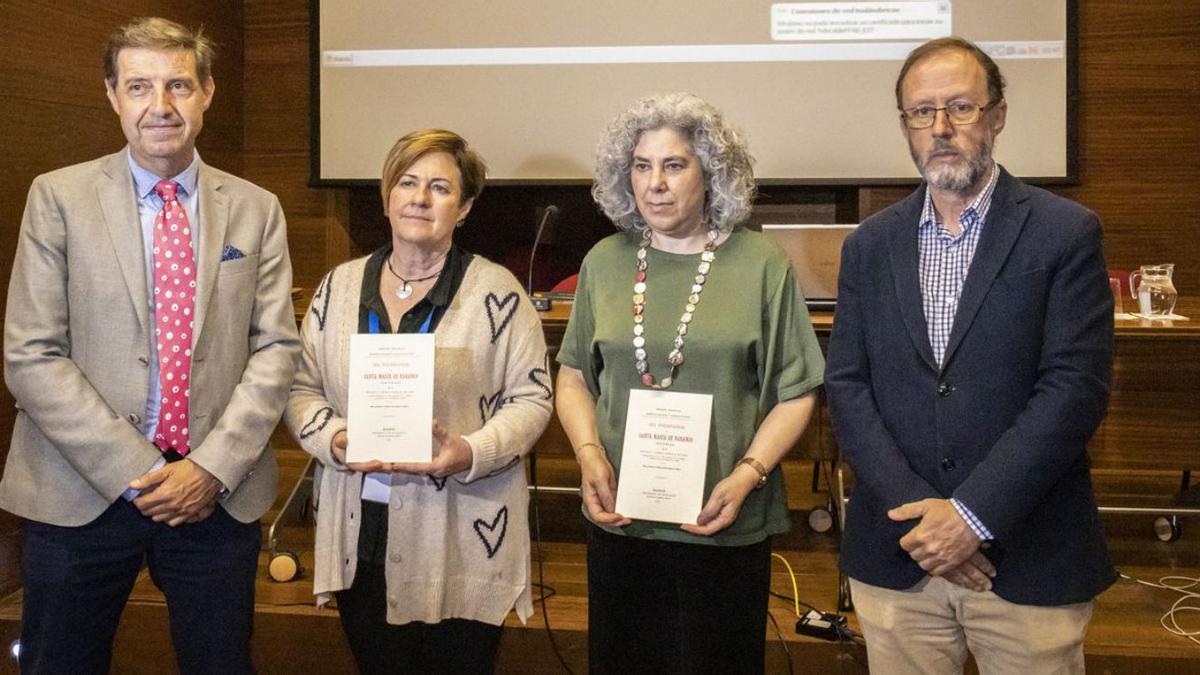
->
xmin=152 ymin=179 xmax=196 ymax=458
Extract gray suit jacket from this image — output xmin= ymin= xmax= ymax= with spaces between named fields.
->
xmin=2 ymin=150 xmax=300 ymax=526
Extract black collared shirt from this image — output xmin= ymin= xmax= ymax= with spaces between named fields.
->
xmin=356 ymin=242 xmax=473 ymax=564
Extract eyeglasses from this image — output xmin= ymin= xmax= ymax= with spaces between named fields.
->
xmin=900 ymin=100 xmax=1000 ymax=129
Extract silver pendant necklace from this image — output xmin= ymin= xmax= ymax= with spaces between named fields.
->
xmin=386 ymin=255 xmax=443 ymax=300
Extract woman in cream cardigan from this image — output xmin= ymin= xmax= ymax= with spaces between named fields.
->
xmin=286 ymin=129 xmax=552 ymax=674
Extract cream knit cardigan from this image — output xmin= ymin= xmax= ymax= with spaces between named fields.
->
xmin=285 ymin=253 xmax=552 ymax=626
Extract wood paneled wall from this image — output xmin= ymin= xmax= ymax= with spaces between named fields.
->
xmin=0 ymin=2 xmax=244 ymax=597
xmin=1056 ymin=1 xmax=1200 ymax=290
xmin=244 ymin=0 xmax=349 ymax=292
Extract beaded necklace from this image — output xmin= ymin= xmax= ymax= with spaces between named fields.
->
xmin=632 ymin=228 xmax=718 ymax=389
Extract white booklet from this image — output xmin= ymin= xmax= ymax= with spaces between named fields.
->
xmin=347 ymin=333 xmax=434 ymax=464
xmin=615 ymin=389 xmax=714 ymax=524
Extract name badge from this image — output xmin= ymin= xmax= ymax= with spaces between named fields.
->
xmin=361 ymin=471 xmax=393 ymax=504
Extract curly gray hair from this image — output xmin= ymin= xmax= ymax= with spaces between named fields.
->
xmin=592 ymin=92 xmax=756 ymax=234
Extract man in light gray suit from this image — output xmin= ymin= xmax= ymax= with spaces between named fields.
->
xmin=1 ymin=17 xmax=299 ymax=673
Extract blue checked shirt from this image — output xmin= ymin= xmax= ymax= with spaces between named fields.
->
xmin=917 ymin=162 xmax=998 ymax=542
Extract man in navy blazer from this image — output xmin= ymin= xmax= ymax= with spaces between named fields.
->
xmin=825 ymin=37 xmax=1115 ymax=673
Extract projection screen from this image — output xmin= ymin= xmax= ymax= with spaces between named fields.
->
xmin=314 ymin=1 xmax=1073 ymax=183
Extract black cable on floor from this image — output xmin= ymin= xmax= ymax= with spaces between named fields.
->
xmin=767 ymin=610 xmax=795 ymax=675
xmin=531 ymin=582 xmax=558 ymax=604
xmin=531 ymin=475 xmax=577 ymax=674
xmin=769 ymin=589 xmax=825 ymax=615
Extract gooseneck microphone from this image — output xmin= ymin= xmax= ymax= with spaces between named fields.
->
xmin=527 ymin=204 xmax=559 ymax=296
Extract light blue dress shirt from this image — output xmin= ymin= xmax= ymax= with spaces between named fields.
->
xmin=122 ymin=149 xmax=201 ymax=500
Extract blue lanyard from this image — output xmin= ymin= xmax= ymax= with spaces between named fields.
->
xmin=367 ymin=307 xmax=434 ymax=335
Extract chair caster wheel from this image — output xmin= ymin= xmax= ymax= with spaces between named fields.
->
xmin=269 ymin=550 xmax=301 ymax=582
xmin=1154 ymin=515 xmax=1181 ymax=542
xmin=808 ymin=507 xmax=834 ymax=533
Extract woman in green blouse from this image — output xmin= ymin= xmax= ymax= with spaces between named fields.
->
xmin=555 ymin=93 xmax=826 ymax=673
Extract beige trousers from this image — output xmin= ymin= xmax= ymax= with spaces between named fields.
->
xmin=849 ymin=576 xmax=1093 ymax=675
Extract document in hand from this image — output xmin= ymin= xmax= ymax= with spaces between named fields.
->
xmin=615 ymin=389 xmax=714 ymax=524
xmin=347 ymin=333 xmax=435 ymax=463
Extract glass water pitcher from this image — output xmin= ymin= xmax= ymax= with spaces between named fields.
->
xmin=1131 ymin=264 xmax=1178 ymax=317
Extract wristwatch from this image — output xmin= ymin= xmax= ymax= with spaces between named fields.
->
xmin=735 ymin=457 xmax=769 ymax=490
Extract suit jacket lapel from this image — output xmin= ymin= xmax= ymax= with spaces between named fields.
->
xmin=97 ymin=152 xmax=150 ymax=334
xmin=887 ymin=188 xmax=938 ymax=372
xmin=942 ymin=169 xmax=1030 ymax=368
xmin=192 ymin=161 xmax=229 ymax=347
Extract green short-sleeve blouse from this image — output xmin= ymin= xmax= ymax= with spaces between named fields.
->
xmin=557 ymin=228 xmax=825 ymax=546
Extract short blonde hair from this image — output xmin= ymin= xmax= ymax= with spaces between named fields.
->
xmin=380 ymin=129 xmax=487 ymax=209
xmin=104 ymin=17 xmax=215 ymax=87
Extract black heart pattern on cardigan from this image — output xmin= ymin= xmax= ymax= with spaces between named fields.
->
xmin=299 ymin=406 xmax=334 ymax=440
xmin=478 ymin=389 xmax=506 ymax=425
xmin=528 ymin=367 xmax=552 ymax=400
xmin=310 ymin=270 xmax=333 ymax=331
xmin=430 ymin=475 xmax=448 ymax=491
xmin=473 ymin=506 xmax=508 ymax=558
xmin=485 ymin=291 xmax=519 ymax=344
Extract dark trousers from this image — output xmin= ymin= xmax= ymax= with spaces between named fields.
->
xmin=19 ymin=499 xmax=260 ymax=675
xmin=335 ymin=561 xmax=504 ymax=675
xmin=586 ymin=524 xmax=772 ymax=675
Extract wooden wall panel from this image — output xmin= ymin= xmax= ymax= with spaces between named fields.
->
xmin=1057 ymin=1 xmax=1200 ymax=291
xmin=244 ymin=0 xmax=349 ymax=292
xmin=0 ymin=2 xmax=245 ymax=598
xmin=1090 ymin=335 xmax=1200 ymax=471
